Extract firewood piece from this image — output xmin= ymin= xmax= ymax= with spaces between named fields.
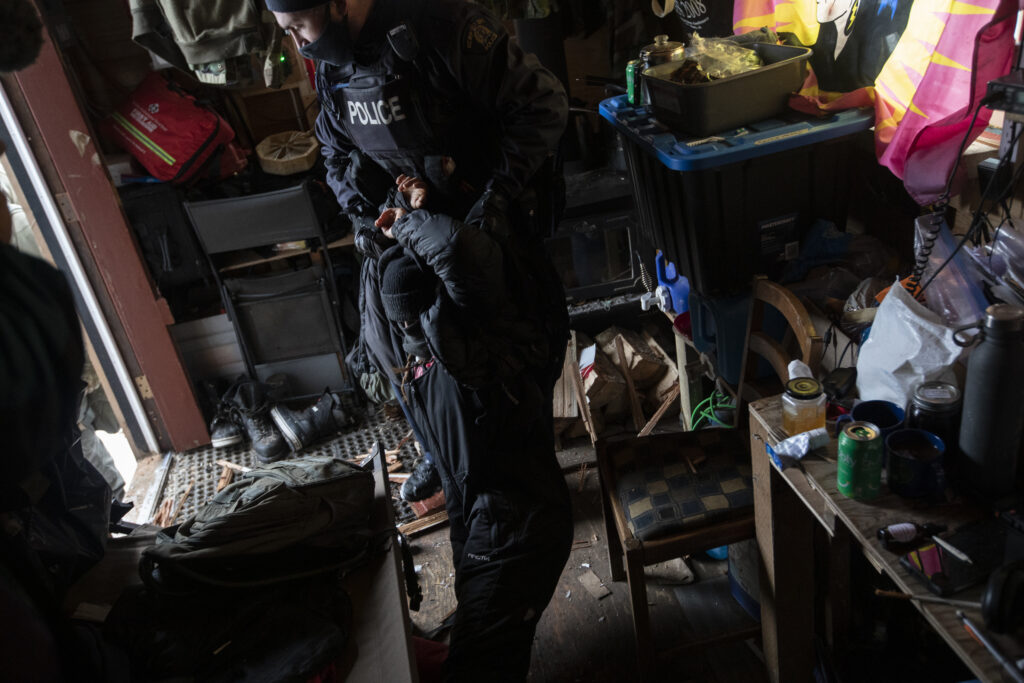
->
xmin=152 ymin=497 xmax=175 ymax=527
xmin=395 ymin=430 xmax=414 ymax=451
xmin=397 ymin=510 xmax=449 ymax=537
xmin=387 ymin=460 xmax=404 ymax=473
xmin=389 ymin=472 xmax=412 ymax=482
xmin=598 ymin=326 xmax=668 ymax=388
xmin=579 ymin=344 xmax=625 ymax=409
xmin=215 ymin=459 xmax=251 ymax=473
xmin=570 ymin=355 xmax=599 ymax=444
xmin=615 ymin=336 xmax=646 ymax=431
xmin=638 ymin=384 xmax=682 ymax=437
xmin=567 ymin=406 xmax=604 ymax=441
xmin=641 ymin=330 xmax=681 ymax=414
xmin=216 ymin=465 xmax=235 ymax=492
xmin=170 ymin=480 xmax=195 ymax=524
xmin=409 ymin=488 xmax=446 ymax=518
xmin=577 ymin=462 xmax=589 ymax=493
xmin=553 ymin=334 xmax=580 ymax=421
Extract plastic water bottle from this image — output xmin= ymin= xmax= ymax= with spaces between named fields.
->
xmin=958 ymin=304 xmax=1024 ymax=500
xmin=655 ymin=251 xmax=690 ymax=314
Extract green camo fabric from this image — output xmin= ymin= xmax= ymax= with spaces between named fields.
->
xmin=472 ymin=0 xmax=557 ymax=20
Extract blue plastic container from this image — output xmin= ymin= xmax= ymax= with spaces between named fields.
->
xmin=599 ymin=96 xmax=874 ymax=295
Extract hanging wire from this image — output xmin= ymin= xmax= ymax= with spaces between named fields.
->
xmin=919 ymin=108 xmax=1023 ymax=295
xmin=908 ymin=97 xmax=989 ymax=291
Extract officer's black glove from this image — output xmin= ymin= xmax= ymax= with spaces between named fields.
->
xmin=352 ymin=215 xmax=392 ymax=259
xmin=464 ymin=187 xmax=510 ymax=237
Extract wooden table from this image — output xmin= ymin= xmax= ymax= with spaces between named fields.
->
xmin=749 ymin=395 xmax=1022 ymax=683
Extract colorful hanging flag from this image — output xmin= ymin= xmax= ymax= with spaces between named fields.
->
xmin=733 ymin=0 xmax=1018 ymax=205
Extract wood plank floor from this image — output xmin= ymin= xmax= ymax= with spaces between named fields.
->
xmin=405 ymin=439 xmax=769 ymax=683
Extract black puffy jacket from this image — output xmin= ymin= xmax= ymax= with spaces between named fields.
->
xmin=360 ymin=209 xmax=552 ymax=391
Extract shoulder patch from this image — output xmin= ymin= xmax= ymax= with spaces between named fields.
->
xmin=463 ymin=15 xmax=500 ymax=54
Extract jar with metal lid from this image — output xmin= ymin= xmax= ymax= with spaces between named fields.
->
xmin=907 ymin=380 xmax=961 ymax=450
xmin=638 ymin=35 xmax=686 ymax=104
xmin=782 ymin=377 xmax=826 ymax=436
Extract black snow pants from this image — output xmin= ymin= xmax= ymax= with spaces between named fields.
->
xmin=403 ymin=361 xmax=572 ymax=682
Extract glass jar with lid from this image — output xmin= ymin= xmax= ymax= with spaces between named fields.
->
xmin=782 ymin=377 xmax=826 ymax=436
xmin=907 ymin=380 xmax=961 ymax=442
xmin=908 ymin=380 xmax=962 ymax=480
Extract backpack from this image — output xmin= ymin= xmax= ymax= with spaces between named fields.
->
xmin=105 ymin=72 xmax=247 ymax=185
xmin=140 ymin=454 xmax=375 ymax=590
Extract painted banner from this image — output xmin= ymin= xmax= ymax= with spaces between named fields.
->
xmin=733 ymin=0 xmax=1018 ymax=204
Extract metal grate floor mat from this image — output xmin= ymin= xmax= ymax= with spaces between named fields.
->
xmin=152 ymin=406 xmax=421 ymax=526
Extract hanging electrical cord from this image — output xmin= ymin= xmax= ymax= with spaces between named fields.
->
xmin=908 ymin=92 xmax=1010 ymax=293
xmin=921 ymin=136 xmax=1024 ymax=295
xmin=919 ymin=100 xmax=1023 ymax=296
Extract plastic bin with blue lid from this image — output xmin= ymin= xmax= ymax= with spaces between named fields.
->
xmin=600 ymin=95 xmax=875 ymax=295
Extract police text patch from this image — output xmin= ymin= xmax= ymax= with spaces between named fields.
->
xmin=463 ymin=16 xmax=499 ymax=54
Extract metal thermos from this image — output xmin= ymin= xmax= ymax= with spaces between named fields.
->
xmin=958 ymin=304 xmax=1024 ymax=499
xmin=638 ymin=34 xmax=686 ymax=104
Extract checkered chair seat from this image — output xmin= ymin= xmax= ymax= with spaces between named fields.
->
xmin=611 ymin=429 xmax=753 ymax=542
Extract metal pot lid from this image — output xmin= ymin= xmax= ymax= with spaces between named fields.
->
xmin=640 ymin=34 xmax=686 ymax=63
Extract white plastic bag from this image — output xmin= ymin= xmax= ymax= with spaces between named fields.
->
xmin=855 ymin=279 xmax=963 ymax=405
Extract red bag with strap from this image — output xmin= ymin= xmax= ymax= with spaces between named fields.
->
xmin=105 ymin=72 xmax=246 ymax=184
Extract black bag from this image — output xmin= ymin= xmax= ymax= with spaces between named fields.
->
xmin=141 ymin=455 xmax=375 ymax=590
xmin=119 ymin=183 xmax=214 ymax=317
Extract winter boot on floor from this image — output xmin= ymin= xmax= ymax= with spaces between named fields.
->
xmin=270 ymin=390 xmax=352 ymax=453
xmin=205 ymin=379 xmax=244 ymax=449
xmin=231 ymin=378 xmax=288 ymax=463
xmin=209 ymin=404 xmax=244 ymax=449
xmin=400 ymin=459 xmax=441 ymax=502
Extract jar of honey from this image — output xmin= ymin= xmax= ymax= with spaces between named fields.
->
xmin=782 ymin=377 xmax=826 ymax=436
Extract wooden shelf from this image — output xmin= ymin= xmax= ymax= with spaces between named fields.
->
xmin=217 ymin=233 xmax=355 ymax=273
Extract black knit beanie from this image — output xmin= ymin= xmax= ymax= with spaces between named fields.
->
xmin=380 ymin=253 xmax=436 ymax=323
xmin=264 ymin=0 xmax=328 ymax=12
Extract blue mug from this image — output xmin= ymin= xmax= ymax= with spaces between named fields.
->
xmin=886 ymin=428 xmax=946 ymax=499
xmin=835 ymin=400 xmax=905 ymax=437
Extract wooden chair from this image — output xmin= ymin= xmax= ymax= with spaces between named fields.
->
xmin=735 ymin=276 xmax=824 ymax=409
xmin=596 ymin=428 xmax=758 ymax=681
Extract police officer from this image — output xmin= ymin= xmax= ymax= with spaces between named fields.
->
xmin=267 ymin=0 xmax=571 ymax=679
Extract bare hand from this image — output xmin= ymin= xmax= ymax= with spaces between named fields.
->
xmin=396 ymin=174 xmax=428 ymax=209
xmin=375 ymin=207 xmax=407 ymax=239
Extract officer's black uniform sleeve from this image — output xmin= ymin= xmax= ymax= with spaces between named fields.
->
xmin=315 ymin=101 xmax=381 ymax=217
xmin=438 ymin=5 xmax=567 ymax=199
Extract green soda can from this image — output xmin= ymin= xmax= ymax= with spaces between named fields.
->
xmin=626 ymin=59 xmax=642 ymax=106
xmin=837 ymin=421 xmax=883 ymax=500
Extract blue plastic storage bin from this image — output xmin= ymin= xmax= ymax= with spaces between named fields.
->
xmin=599 ymin=96 xmax=874 ymax=295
